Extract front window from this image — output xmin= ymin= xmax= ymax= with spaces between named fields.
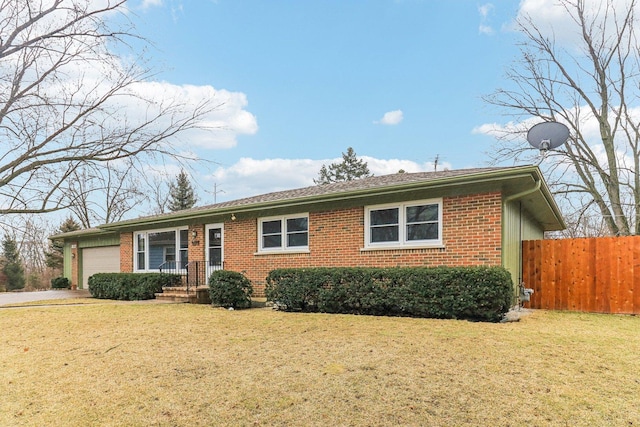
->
xmin=259 ymin=214 xmax=309 ymax=252
xmin=262 ymin=220 xmax=282 ymax=249
xmin=136 ymin=234 xmax=145 ymax=270
xmin=406 ymin=204 xmax=439 ymax=241
xmin=365 ymin=200 xmax=442 ymax=248
xmin=134 ymin=228 xmax=188 ymax=271
xmin=370 ymin=207 xmax=399 ymax=243
xmin=179 ymin=229 xmax=189 ymax=265
xmin=286 ymin=217 xmax=309 ymax=247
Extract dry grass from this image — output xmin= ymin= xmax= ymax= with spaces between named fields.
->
xmin=0 ymin=298 xmax=104 ymax=308
xmin=1 ymin=302 xmax=639 ymax=426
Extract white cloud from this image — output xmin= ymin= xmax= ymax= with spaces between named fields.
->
xmin=125 ymin=82 xmax=259 ymax=150
xmin=478 ymin=3 xmax=495 ymax=35
xmin=200 ymin=156 xmax=450 ymax=204
xmin=140 ymin=0 xmax=163 ymax=9
xmin=515 ymin=0 xmax=640 ymax=47
xmin=140 ymin=0 xmax=162 ymax=9
xmin=375 ymin=110 xmax=404 ymax=125
xmin=362 ymin=157 xmax=449 ymax=174
xmin=472 ymin=121 xmax=524 ymax=140
xmin=478 ymin=3 xmax=494 ymax=18
xmin=205 ymin=158 xmax=323 ymax=201
xmin=137 ymin=0 xmax=184 ymax=21
xmin=62 ymin=65 xmax=258 ymax=151
xmin=479 ymin=24 xmax=495 ymax=35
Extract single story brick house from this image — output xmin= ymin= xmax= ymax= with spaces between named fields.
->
xmin=51 ymin=165 xmax=564 ymax=297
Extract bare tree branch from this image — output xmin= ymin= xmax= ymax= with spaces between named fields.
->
xmin=484 ymin=0 xmax=640 ymax=236
xmin=0 ymin=0 xmax=223 ymax=216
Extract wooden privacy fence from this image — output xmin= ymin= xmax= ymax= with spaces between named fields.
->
xmin=522 ymin=236 xmax=640 ymax=314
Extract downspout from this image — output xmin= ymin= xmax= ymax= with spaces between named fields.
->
xmin=503 ymin=177 xmax=541 ymax=305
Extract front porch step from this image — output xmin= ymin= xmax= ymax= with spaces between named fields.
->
xmin=155 ymin=286 xmax=210 ymax=304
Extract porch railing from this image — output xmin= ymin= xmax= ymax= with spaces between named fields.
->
xmin=159 ymin=261 xmax=224 ymax=292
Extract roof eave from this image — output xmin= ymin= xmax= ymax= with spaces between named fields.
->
xmin=99 ymin=165 xmax=562 ymax=232
xmin=49 ymin=228 xmax=118 ymax=241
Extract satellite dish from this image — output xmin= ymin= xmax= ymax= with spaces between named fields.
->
xmin=526 ymin=121 xmax=570 ymax=152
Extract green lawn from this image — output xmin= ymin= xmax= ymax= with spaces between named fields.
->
xmin=1 ymin=302 xmax=639 ymax=426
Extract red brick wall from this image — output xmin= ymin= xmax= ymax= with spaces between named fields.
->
xmin=117 ymin=192 xmax=503 ymax=297
xmin=120 ymin=232 xmax=133 ymax=272
xmin=188 ymin=224 xmax=205 ymax=264
xmin=226 ymin=192 xmax=503 ymax=296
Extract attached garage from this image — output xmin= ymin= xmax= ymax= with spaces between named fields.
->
xmin=81 ymin=246 xmax=120 ymax=289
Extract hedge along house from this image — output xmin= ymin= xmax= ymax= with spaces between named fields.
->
xmin=51 ymin=165 xmax=565 ymax=299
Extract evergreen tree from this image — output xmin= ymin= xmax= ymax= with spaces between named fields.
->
xmin=45 ymin=217 xmax=82 ymax=270
xmin=168 ymin=170 xmax=198 ymax=211
xmin=314 ymin=147 xmax=372 ymax=185
xmin=2 ymin=235 xmax=25 ymax=291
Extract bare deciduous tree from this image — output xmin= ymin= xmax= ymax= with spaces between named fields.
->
xmin=0 ymin=0 xmax=220 ymax=215
xmin=146 ymin=174 xmax=171 ymax=216
xmin=65 ymin=161 xmax=147 ymax=228
xmin=1 ymin=214 xmax=53 ymax=289
xmin=484 ymin=0 xmax=640 ymax=236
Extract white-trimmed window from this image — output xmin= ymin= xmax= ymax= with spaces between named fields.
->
xmin=258 ymin=214 xmax=309 ymax=252
xmin=365 ymin=199 xmax=442 ymax=248
xmin=134 ymin=227 xmax=188 ymax=271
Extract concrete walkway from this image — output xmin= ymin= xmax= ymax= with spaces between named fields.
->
xmin=0 ymin=289 xmax=91 ymax=306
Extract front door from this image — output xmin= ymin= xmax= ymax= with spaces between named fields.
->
xmin=205 ymin=224 xmax=224 ymax=280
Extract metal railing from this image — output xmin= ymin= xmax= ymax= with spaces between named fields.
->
xmin=159 ymin=260 xmax=224 ymax=292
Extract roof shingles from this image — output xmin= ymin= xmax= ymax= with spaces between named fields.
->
xmin=181 ymin=167 xmax=507 ymax=214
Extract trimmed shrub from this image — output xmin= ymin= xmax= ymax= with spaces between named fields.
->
xmin=51 ymin=277 xmax=71 ymax=289
xmin=264 ymin=268 xmax=327 ymax=311
xmin=208 ymin=270 xmax=253 ymax=309
xmin=266 ymin=266 xmax=514 ymax=322
xmin=88 ymin=273 xmax=181 ymax=300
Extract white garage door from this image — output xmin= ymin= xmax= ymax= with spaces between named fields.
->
xmin=82 ymin=246 xmax=120 ymax=290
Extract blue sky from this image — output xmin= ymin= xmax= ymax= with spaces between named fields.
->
xmin=121 ymin=0 xmax=534 ymax=207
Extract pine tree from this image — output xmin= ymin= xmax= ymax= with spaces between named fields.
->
xmin=45 ymin=217 xmax=82 ymax=270
xmin=314 ymin=147 xmax=372 ymax=185
xmin=168 ymin=170 xmax=198 ymax=211
xmin=2 ymin=235 xmax=25 ymax=291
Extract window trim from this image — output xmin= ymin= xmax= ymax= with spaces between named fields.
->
xmin=257 ymin=213 xmax=309 ymax=253
xmin=133 ymin=226 xmax=188 ymax=272
xmin=364 ymin=199 xmax=443 ymax=249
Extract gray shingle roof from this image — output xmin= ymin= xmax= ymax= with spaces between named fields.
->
xmin=54 ymin=165 xmax=565 ymax=237
xmin=184 ymin=167 xmax=508 ymax=213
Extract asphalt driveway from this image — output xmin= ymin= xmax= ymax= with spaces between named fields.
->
xmin=0 ymin=289 xmax=91 ymax=306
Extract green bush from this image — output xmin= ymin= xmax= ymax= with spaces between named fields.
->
xmin=51 ymin=277 xmax=71 ymax=289
xmin=208 ymin=270 xmax=253 ymax=309
xmin=264 ymin=268 xmax=327 ymax=311
xmin=88 ymin=273 xmax=181 ymax=300
xmin=266 ymin=266 xmax=514 ymax=322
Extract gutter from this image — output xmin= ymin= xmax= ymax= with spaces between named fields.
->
xmin=504 ymin=176 xmax=541 ymax=203
xmin=503 ymin=171 xmax=566 ymax=230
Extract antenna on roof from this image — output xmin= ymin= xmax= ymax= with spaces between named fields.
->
xmin=526 ymin=121 xmax=570 ymax=155
xmin=204 ymin=183 xmax=225 ymax=204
